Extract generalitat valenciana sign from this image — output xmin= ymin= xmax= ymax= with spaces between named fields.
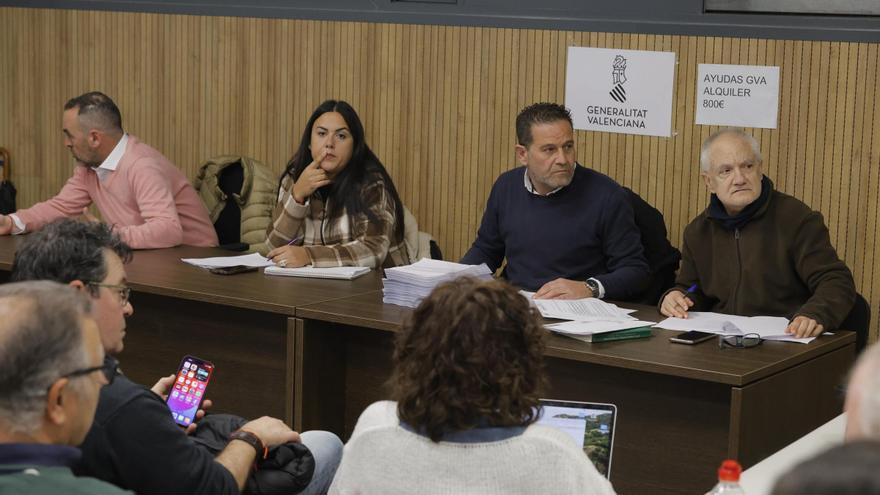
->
xmin=564 ymin=46 xmax=676 ymax=138
xmin=696 ymin=64 xmax=780 ymax=129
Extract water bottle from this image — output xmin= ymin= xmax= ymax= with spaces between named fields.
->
xmin=705 ymin=459 xmax=745 ymax=494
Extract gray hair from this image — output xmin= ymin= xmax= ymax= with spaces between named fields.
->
xmin=11 ymin=219 xmax=132 ymax=298
xmin=851 ymin=343 xmax=880 ymax=439
xmin=699 ymin=128 xmax=763 ymax=172
xmin=0 ymin=281 xmax=93 ymax=435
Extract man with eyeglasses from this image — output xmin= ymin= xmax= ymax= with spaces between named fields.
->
xmin=11 ymin=219 xmax=343 ymax=495
xmin=659 ymin=129 xmax=855 ymax=338
xmin=0 ymin=281 xmax=132 ymax=494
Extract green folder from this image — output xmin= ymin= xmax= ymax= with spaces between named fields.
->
xmin=563 ymin=326 xmax=653 ymax=343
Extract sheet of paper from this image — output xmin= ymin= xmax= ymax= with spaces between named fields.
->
xmin=545 ymin=319 xmax=656 ymax=336
xmin=654 ymin=312 xmax=816 ymax=344
xmin=181 ymin=253 xmax=273 ymax=269
xmin=265 ymin=265 xmax=370 ymax=280
xmin=533 ymin=298 xmax=635 ymax=321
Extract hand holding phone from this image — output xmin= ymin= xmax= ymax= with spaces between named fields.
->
xmin=669 ymin=330 xmax=716 ymax=345
xmin=166 ymin=355 xmax=215 ymax=427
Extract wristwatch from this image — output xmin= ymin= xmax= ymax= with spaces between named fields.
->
xmin=585 ymin=279 xmax=601 ymax=299
xmin=229 ymin=429 xmax=268 ymax=460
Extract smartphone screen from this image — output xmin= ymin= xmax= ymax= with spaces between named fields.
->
xmin=166 ymin=355 xmax=214 ymax=427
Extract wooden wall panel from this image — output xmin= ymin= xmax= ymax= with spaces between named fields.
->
xmin=1 ymin=7 xmax=878 ymax=339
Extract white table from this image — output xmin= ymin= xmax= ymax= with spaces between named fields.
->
xmin=739 ymin=413 xmax=846 ymax=494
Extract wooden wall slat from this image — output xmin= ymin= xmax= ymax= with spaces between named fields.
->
xmin=2 ymin=6 xmax=879 ymax=339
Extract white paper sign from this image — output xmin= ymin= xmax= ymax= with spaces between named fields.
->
xmin=565 ymin=47 xmax=676 ymax=138
xmin=696 ymin=64 xmax=780 ymax=129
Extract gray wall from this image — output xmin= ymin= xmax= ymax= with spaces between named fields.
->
xmin=3 ymin=0 xmax=879 ymax=42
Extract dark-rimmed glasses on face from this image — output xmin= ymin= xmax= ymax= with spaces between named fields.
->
xmin=88 ymin=282 xmax=131 ymax=306
xmin=62 ymin=356 xmax=120 ymax=385
xmin=719 ymin=333 xmax=763 ymax=349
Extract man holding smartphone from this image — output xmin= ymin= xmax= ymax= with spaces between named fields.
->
xmin=10 ymin=219 xmax=343 ymax=495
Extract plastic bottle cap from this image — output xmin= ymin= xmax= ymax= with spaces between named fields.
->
xmin=718 ymin=459 xmax=742 ymax=482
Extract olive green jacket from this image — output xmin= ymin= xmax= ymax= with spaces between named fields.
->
xmin=194 ymin=155 xmax=277 ymax=253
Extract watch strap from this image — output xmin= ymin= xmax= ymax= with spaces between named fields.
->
xmin=229 ymin=429 xmax=268 ymax=460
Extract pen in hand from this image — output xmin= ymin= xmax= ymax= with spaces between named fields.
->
xmin=286 ymin=235 xmax=304 ymax=246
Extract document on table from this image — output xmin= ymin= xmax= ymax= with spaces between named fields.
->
xmin=519 ymin=292 xmax=637 ymax=321
xmin=654 ymin=312 xmax=816 ymax=344
xmin=545 ymin=319 xmax=657 ymax=336
xmin=264 ymin=265 xmax=371 ymax=280
xmin=181 ymin=253 xmax=274 ymax=269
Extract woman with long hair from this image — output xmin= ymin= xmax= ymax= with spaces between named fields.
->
xmin=265 ymin=100 xmax=409 ymax=268
xmin=328 ymin=278 xmax=617 ymax=494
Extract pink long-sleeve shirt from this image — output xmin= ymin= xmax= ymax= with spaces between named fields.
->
xmin=15 ymin=135 xmax=218 ymax=249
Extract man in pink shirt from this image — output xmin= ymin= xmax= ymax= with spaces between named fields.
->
xmin=0 ymin=92 xmax=218 ymax=249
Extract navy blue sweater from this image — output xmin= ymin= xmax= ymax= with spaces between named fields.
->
xmin=461 ymin=165 xmax=649 ymax=299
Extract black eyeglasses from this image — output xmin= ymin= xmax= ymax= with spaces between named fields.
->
xmin=719 ymin=333 xmax=763 ymax=349
xmin=88 ymin=282 xmax=131 ymax=306
xmin=63 ymin=356 xmax=120 ymax=385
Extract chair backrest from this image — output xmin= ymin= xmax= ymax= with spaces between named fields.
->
xmin=402 ymin=205 xmax=442 ymax=261
xmin=840 ymin=293 xmax=871 ymax=354
xmin=621 ymin=187 xmax=681 ymax=304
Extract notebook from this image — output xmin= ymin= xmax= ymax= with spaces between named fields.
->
xmin=264 ymin=265 xmax=371 ymax=280
xmin=537 ymin=399 xmax=617 ymax=478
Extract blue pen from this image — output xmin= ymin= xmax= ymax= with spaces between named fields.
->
xmin=286 ymin=235 xmax=304 ymax=246
xmin=686 ymin=284 xmax=698 ymax=294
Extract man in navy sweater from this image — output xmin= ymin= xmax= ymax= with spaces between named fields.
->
xmin=461 ymin=102 xmax=649 ymax=300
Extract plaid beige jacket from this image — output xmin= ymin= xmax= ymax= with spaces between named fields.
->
xmin=266 ymin=175 xmax=410 ymax=268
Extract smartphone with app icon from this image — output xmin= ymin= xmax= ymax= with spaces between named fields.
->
xmin=166 ymin=355 xmax=214 ymax=427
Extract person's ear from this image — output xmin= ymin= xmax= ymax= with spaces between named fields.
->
xmin=701 ymin=171 xmax=714 ymax=193
xmin=45 ymin=378 xmax=70 ymax=427
xmin=87 ymin=130 xmax=102 ymax=149
xmin=68 ymin=280 xmax=87 ymax=292
xmin=515 ymin=144 xmax=528 ymax=166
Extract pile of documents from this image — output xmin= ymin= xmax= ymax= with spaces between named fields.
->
xmin=655 ymin=312 xmax=812 ymax=344
xmin=181 ymin=253 xmax=274 ymax=269
xmin=382 ymin=259 xmax=493 ymax=308
xmin=522 ymin=292 xmax=656 ymax=343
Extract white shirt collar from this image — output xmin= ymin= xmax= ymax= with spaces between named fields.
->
xmin=522 ymin=168 xmax=564 ymax=196
xmin=93 ymin=134 xmax=128 ymax=181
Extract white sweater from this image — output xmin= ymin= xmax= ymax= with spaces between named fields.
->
xmin=329 ymin=401 xmax=617 ymax=495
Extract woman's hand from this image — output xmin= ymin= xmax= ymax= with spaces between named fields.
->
xmin=267 ymin=245 xmax=311 ymax=268
xmin=292 ymin=150 xmax=332 ymax=203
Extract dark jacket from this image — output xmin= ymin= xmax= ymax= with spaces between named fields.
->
xmin=662 ymin=188 xmax=856 ymax=328
xmin=191 ymin=414 xmax=315 ymax=495
xmin=75 ymin=368 xmax=239 ymax=495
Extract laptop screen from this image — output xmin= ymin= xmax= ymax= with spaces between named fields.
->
xmin=537 ymin=399 xmax=617 ymax=478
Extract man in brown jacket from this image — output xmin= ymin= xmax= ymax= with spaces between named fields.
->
xmin=659 ymin=129 xmax=855 ymax=338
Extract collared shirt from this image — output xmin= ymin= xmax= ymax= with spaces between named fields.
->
xmin=0 ymin=443 xmax=81 ymax=474
xmin=522 ymin=168 xmax=564 ymax=197
xmin=10 ymin=134 xmax=129 ymax=233
xmin=93 ymin=134 xmax=129 ymax=183
xmin=520 ymin=167 xmax=606 ymax=298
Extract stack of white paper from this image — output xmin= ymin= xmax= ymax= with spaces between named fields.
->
xmin=181 ymin=253 xmax=274 ymax=269
xmin=264 ymin=265 xmax=371 ymax=280
xmin=654 ymin=312 xmax=815 ymax=344
xmin=531 ymin=297 xmax=637 ymax=322
xmin=382 ymin=259 xmax=493 ymax=307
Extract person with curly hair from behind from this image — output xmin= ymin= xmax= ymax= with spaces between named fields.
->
xmin=328 ymin=277 xmax=617 ymax=494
